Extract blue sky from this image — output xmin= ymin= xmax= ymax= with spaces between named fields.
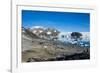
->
xmin=22 ymin=10 xmax=90 ymax=32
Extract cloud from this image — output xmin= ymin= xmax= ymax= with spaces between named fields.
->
xmin=31 ymin=26 xmax=45 ymax=29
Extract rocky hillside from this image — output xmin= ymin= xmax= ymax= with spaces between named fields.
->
xmin=22 ymin=27 xmax=90 ymax=62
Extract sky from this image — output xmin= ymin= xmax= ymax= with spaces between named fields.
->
xmin=22 ymin=10 xmax=90 ymax=32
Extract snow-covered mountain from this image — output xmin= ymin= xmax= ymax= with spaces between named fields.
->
xmin=58 ymin=32 xmax=90 ymax=47
xmin=58 ymin=32 xmax=90 ymax=42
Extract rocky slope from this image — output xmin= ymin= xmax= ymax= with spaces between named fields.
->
xmin=22 ymin=27 xmax=90 ymax=62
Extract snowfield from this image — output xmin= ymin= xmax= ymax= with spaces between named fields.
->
xmin=58 ymin=32 xmax=90 ymax=42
